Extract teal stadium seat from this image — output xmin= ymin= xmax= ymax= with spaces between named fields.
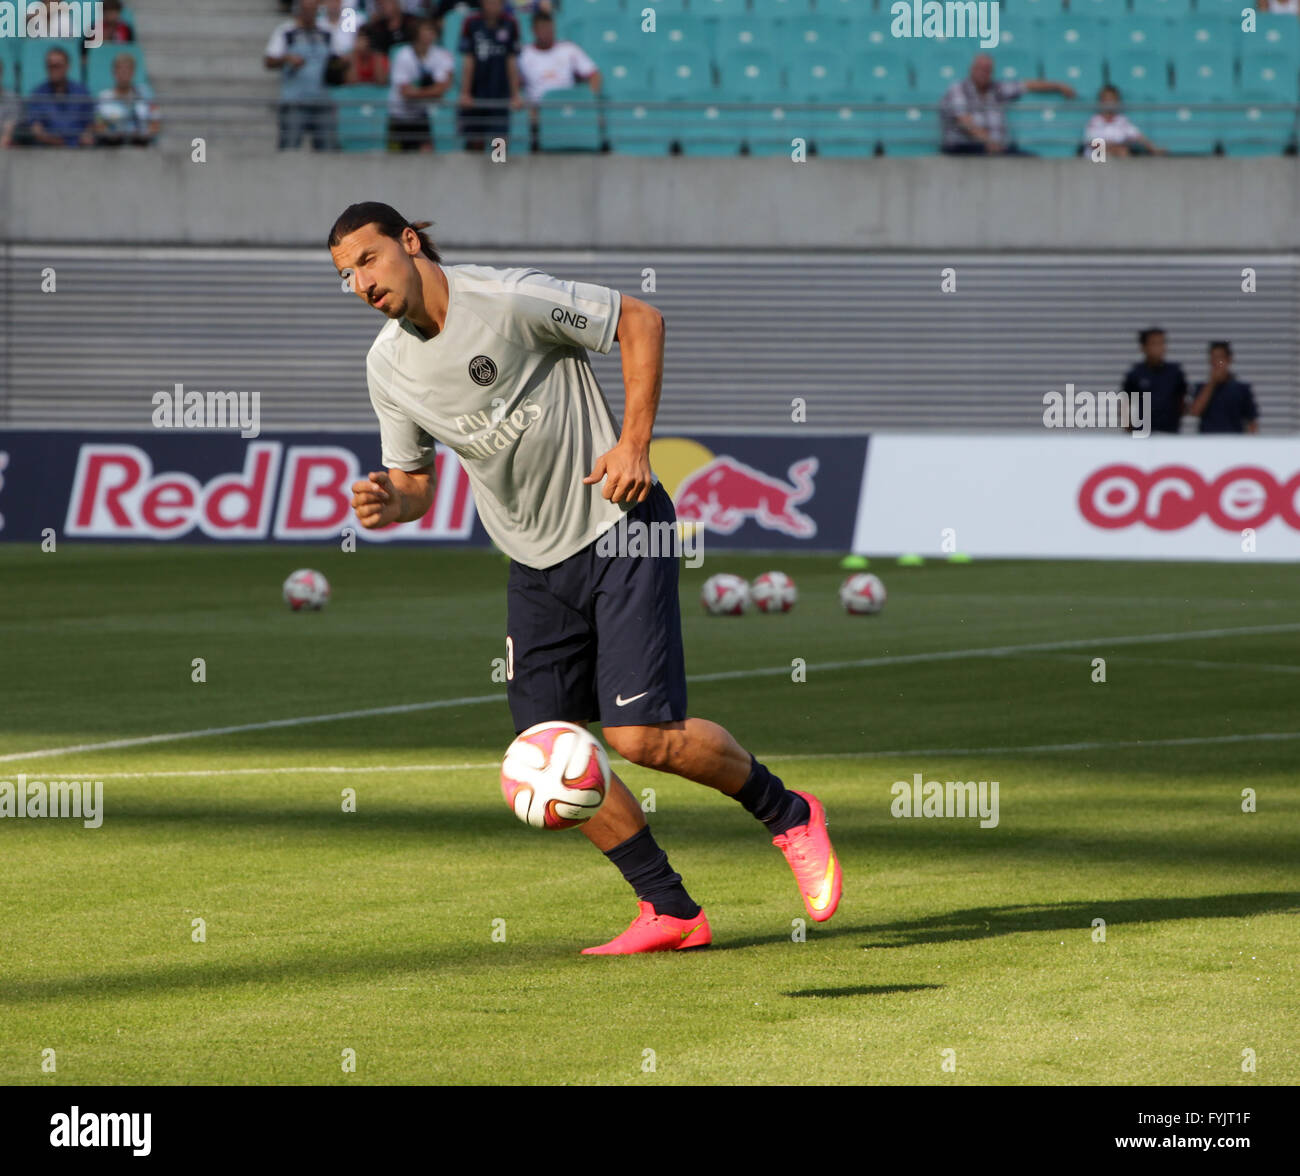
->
xmin=18 ymin=35 xmax=83 ymax=92
xmin=1174 ymin=16 xmax=1237 ymax=57
xmin=0 ymin=3 xmax=19 ymax=84
xmin=1105 ymin=17 xmax=1173 ymax=60
xmin=431 ymin=98 xmax=458 ymax=149
xmin=1239 ymin=52 xmax=1300 ymax=104
xmin=692 ymin=0 xmax=749 ymax=18
xmin=1215 ymin=104 xmax=1296 ymax=157
xmin=566 ymin=0 xmax=627 ymax=16
xmin=778 ymin=13 xmax=847 ymax=53
xmin=605 ymin=99 xmax=676 ymax=155
xmin=1007 ymin=0 xmax=1068 ymax=19
xmin=747 ymin=103 xmax=814 ymax=157
xmin=749 ymin=0 xmax=817 ymax=18
xmin=1068 ymin=0 xmax=1127 ymax=20
xmin=1036 ymin=14 xmax=1108 ymax=59
xmin=674 ymin=102 xmax=748 ymax=156
xmin=1129 ymin=0 xmax=1190 ymax=16
xmin=991 ymin=47 xmax=1039 ymax=85
xmin=812 ymin=99 xmax=880 ymax=158
xmin=1008 ymin=102 xmax=1083 ymax=158
xmin=535 ymin=86 xmax=602 ymax=150
xmin=716 ymin=47 xmax=784 ymax=100
xmin=714 ymin=15 xmax=781 ymax=57
xmin=332 ymin=84 xmax=389 ymax=152
xmin=786 ymin=45 xmax=851 ymax=101
xmin=1172 ymin=47 xmax=1234 ymax=101
xmin=1143 ymin=104 xmax=1219 ymax=154
xmin=848 ymin=49 xmax=912 ymax=101
xmin=596 ymin=46 xmax=654 ymax=97
xmin=874 ymin=104 xmax=937 ymax=157
xmin=910 ymin=42 xmax=973 ymax=100
xmin=573 ymin=6 xmax=638 ymax=54
xmin=655 ymin=44 xmax=714 ymax=99
xmin=1109 ymin=49 xmax=1172 ymax=102
xmin=85 ymin=43 xmax=151 ymax=95
xmin=1256 ymin=14 xmax=1300 ymax=57
xmin=646 ymin=12 xmax=713 ymax=56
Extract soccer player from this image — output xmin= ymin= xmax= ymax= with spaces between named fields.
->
xmin=328 ymin=202 xmax=842 ymax=954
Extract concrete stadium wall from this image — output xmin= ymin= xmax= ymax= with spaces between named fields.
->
xmin=3 ymin=152 xmax=1300 ymax=251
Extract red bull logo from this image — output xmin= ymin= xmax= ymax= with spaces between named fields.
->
xmin=673 ymin=455 xmax=819 ymax=538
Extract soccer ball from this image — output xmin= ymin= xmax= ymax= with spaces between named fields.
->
xmin=282 ymin=568 xmax=330 ymax=611
xmin=702 ymin=572 xmax=751 ymax=615
xmin=501 ymin=721 xmax=611 ymax=830
xmin=840 ymin=573 xmax=886 ymax=615
xmin=751 ymin=570 xmax=797 ymax=613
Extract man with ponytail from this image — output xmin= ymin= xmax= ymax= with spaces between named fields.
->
xmin=327 ymin=203 xmax=843 ymax=954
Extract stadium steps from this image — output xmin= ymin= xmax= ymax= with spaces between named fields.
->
xmin=127 ymin=0 xmax=282 ymax=150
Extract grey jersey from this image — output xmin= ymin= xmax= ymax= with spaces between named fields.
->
xmin=367 ymin=262 xmax=638 ymax=569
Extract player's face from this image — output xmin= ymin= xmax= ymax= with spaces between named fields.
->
xmin=1143 ymin=333 xmax=1166 ymax=364
xmin=331 ymin=225 xmax=419 ymax=320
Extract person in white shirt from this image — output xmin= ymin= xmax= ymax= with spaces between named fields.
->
xmin=1083 ymin=85 xmax=1163 ymax=157
xmin=92 ymin=53 xmax=160 ymax=146
xmin=518 ymin=9 xmax=600 ymax=105
xmin=388 ymin=16 xmax=456 ymax=152
xmin=318 ymin=0 xmax=358 ymax=55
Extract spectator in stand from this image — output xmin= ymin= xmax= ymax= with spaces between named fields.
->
xmin=940 ymin=53 xmax=1075 ymax=155
xmin=1259 ymin=1 xmax=1300 ymax=15
xmin=435 ymin=1 xmax=552 ymax=19
xmin=519 ymin=8 xmax=600 ymax=104
xmin=388 ymin=16 xmax=455 ymax=151
xmin=319 ymin=0 xmax=357 ymax=55
xmin=92 ymin=53 xmax=160 ymax=146
xmin=24 ymin=47 xmax=95 ymax=147
xmin=1083 ymin=85 xmax=1163 ymax=157
xmin=457 ymin=0 xmax=523 ymax=151
xmin=265 ymin=0 xmax=339 ymax=150
xmin=94 ymin=0 xmax=136 ymax=43
xmin=344 ymin=28 xmax=391 ymax=85
xmin=0 ymin=62 xmax=22 ymax=148
xmin=1190 ymin=342 xmax=1259 ymax=434
xmin=1122 ymin=328 xmax=1187 ymax=434
xmin=364 ymin=0 xmax=421 ymax=55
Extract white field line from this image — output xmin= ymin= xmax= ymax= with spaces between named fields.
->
xmin=26 ymin=730 xmax=1300 ymax=782
xmin=3 ymin=621 xmax=1299 ymax=767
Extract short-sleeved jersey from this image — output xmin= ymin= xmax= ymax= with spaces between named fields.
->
xmin=518 ymin=40 xmax=598 ymax=103
xmin=366 ymin=263 xmax=638 ymax=569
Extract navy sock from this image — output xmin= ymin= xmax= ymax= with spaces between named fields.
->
xmin=734 ymin=754 xmax=810 ymax=835
xmin=603 ymin=826 xmax=701 ymax=920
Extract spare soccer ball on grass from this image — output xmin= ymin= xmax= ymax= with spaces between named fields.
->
xmin=501 ymin=721 xmax=611 ymax=829
xmin=701 ymin=572 xmax=751 ymax=616
xmin=282 ymin=568 xmax=330 ymax=611
xmin=751 ymin=570 xmax=797 ymax=613
xmin=840 ymin=572 xmax=886 ymax=615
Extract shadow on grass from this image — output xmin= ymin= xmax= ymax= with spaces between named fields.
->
xmin=784 ymin=983 xmax=942 ymax=998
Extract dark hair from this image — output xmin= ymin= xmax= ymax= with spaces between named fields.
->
xmin=46 ymin=46 xmax=71 ymax=65
xmin=1209 ymin=340 xmax=1233 ymax=357
xmin=1100 ymin=84 xmax=1120 ymax=98
xmin=328 ymin=202 xmax=441 ymax=263
xmin=1138 ymin=327 xmax=1164 ymax=346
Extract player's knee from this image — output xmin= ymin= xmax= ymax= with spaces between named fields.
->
xmin=604 ymin=725 xmax=671 ymax=771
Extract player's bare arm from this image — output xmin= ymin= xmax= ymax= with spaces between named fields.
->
xmin=350 ymin=466 xmax=435 ymax=529
xmin=583 ymin=293 xmax=664 ymax=506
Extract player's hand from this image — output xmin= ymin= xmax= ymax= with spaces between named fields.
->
xmin=350 ymin=470 xmax=401 ymax=529
xmin=583 ymin=441 xmax=652 ymax=505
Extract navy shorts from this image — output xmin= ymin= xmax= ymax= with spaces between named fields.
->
xmin=505 ymin=482 xmax=688 ymax=735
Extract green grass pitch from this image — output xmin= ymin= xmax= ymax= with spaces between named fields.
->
xmin=0 ymin=545 xmax=1296 ymax=1085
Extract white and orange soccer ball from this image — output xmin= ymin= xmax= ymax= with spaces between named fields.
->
xmin=282 ymin=568 xmax=331 ymax=611
xmin=751 ymin=570 xmax=797 ymax=613
xmin=701 ymin=572 xmax=751 ymax=615
xmin=501 ymin=721 xmax=611 ymax=830
xmin=840 ymin=572 xmax=886 ymax=615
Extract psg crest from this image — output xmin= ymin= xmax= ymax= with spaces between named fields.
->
xmin=468 ymin=355 xmax=498 ymax=386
